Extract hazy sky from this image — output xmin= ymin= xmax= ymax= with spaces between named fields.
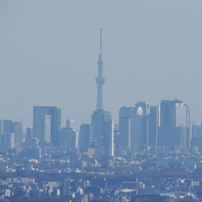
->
xmin=1 ymin=1 xmax=202 ymax=130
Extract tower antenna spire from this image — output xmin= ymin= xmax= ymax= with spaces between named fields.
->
xmin=100 ymin=28 xmax=102 ymax=55
xmin=96 ymin=28 xmax=106 ymax=110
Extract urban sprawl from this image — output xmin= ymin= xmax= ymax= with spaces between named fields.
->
xmin=0 ymin=30 xmax=201 ymax=202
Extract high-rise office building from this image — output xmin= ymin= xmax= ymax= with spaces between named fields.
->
xmin=91 ymin=110 xmax=114 ymax=156
xmin=92 ymin=110 xmax=111 ymax=143
xmin=66 ymin=119 xmax=75 ymax=129
xmin=25 ymin=126 xmax=33 ymax=146
xmin=158 ymin=99 xmax=191 ymax=149
xmin=33 ymin=114 xmax=51 ymax=143
xmin=185 ymin=104 xmax=192 ymax=148
xmin=12 ymin=122 xmax=23 ymax=149
xmin=192 ymin=124 xmax=201 ymax=138
xmin=130 ymin=107 xmax=147 ymax=150
xmin=33 ymin=106 xmax=61 ymax=147
xmin=160 ymin=100 xmax=178 ymax=128
xmin=79 ymin=124 xmax=93 ymax=152
xmin=26 ymin=127 xmax=33 ymax=140
xmin=0 ymin=120 xmax=13 ymax=146
xmin=0 ymin=120 xmax=22 ymax=151
xmin=148 ymin=105 xmax=160 ymax=147
xmin=103 ymin=119 xmax=115 ymax=157
xmin=118 ymin=107 xmax=135 ymax=150
xmin=60 ymin=127 xmax=78 ymax=151
xmin=7 ymin=133 xmax=15 ymax=149
xmin=135 ymin=102 xmax=150 ymax=116
xmin=118 ymin=103 xmax=149 ymax=151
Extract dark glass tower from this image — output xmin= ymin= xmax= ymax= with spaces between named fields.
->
xmin=33 ymin=106 xmax=61 ymax=147
xmin=158 ymin=99 xmax=191 ymax=149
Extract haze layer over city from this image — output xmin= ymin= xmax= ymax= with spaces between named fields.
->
xmin=1 ymin=1 xmax=202 ymax=129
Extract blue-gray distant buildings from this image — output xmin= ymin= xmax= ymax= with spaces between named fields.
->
xmin=79 ymin=124 xmax=93 ymax=152
xmin=0 ymin=120 xmax=22 ymax=152
xmin=33 ymin=106 xmax=61 ymax=147
xmin=118 ymin=103 xmax=149 ymax=151
xmin=118 ymin=99 xmax=192 ymax=151
xmin=135 ymin=101 xmax=150 ymax=116
xmin=60 ymin=119 xmax=78 ymax=151
xmin=91 ymin=110 xmax=114 ymax=156
xmin=158 ymin=99 xmax=191 ymax=149
xmin=130 ymin=106 xmax=147 ymax=150
xmin=148 ymin=105 xmax=160 ymax=147
xmin=118 ymin=107 xmax=134 ymax=150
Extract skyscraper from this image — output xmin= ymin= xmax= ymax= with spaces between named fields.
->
xmin=12 ymin=121 xmax=23 ymax=150
xmin=0 ymin=120 xmax=22 ymax=151
xmin=118 ymin=103 xmax=149 ymax=151
xmin=118 ymin=107 xmax=135 ymax=150
xmin=91 ymin=110 xmax=114 ymax=156
xmin=33 ymin=106 xmax=61 ymax=147
xmin=66 ymin=119 xmax=75 ymax=129
xmin=130 ymin=107 xmax=146 ymax=150
xmin=148 ymin=105 xmax=160 ymax=147
xmin=60 ymin=127 xmax=78 ymax=152
xmin=135 ymin=102 xmax=150 ymax=116
xmin=79 ymin=124 xmax=93 ymax=152
xmin=103 ymin=119 xmax=115 ymax=157
xmin=158 ymin=99 xmax=191 ymax=149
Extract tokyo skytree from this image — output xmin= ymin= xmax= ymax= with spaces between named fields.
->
xmin=96 ymin=28 xmax=106 ymax=111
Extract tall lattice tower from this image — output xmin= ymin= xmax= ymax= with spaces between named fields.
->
xmin=96 ymin=28 xmax=106 ymax=111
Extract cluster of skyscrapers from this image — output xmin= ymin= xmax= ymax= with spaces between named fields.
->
xmin=0 ymin=29 xmax=197 ymax=156
xmin=117 ymin=100 xmax=191 ymax=152
xmin=0 ymin=120 xmax=22 ymax=152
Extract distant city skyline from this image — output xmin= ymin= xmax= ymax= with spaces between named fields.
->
xmin=1 ymin=1 xmax=202 ymax=130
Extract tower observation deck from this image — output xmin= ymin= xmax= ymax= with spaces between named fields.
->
xmin=96 ymin=28 xmax=106 ymax=110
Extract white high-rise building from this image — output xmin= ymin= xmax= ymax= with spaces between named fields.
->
xmin=66 ymin=119 xmax=75 ymax=129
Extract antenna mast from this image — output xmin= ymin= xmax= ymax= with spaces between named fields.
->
xmin=96 ymin=28 xmax=106 ymax=110
xmin=100 ymin=28 xmax=102 ymax=55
